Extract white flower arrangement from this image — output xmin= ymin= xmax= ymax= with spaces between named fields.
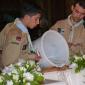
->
xmin=0 ymin=60 xmax=44 ymax=85
xmin=70 ymin=54 xmax=85 ymax=73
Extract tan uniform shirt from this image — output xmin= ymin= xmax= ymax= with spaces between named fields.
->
xmin=0 ymin=22 xmax=34 ymax=68
xmin=51 ymin=18 xmax=85 ymax=55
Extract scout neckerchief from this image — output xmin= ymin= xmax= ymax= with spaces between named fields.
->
xmin=14 ymin=18 xmax=35 ymax=53
xmin=67 ymin=15 xmax=84 ymax=43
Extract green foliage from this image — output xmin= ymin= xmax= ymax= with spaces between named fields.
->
xmin=70 ymin=54 xmax=85 ymax=73
xmin=0 ymin=60 xmax=44 ymax=85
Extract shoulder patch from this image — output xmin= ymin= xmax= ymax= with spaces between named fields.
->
xmin=16 ymin=36 xmax=21 ymax=41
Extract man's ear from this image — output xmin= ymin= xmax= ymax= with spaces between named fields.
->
xmin=71 ymin=5 xmax=74 ymax=11
xmin=24 ymin=15 xmax=32 ymax=22
xmin=23 ymin=15 xmax=31 ymax=25
xmin=24 ymin=15 xmax=30 ymax=19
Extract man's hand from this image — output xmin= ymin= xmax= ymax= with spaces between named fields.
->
xmin=28 ymin=53 xmax=41 ymax=62
xmin=34 ymin=54 xmax=41 ymax=62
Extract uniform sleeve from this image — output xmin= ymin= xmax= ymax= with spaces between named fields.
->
xmin=50 ymin=21 xmax=64 ymax=32
xmin=50 ymin=21 xmax=59 ymax=31
xmin=82 ymin=29 xmax=85 ymax=54
xmin=1 ymin=31 xmax=22 ymax=67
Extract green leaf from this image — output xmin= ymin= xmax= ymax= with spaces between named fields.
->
xmin=30 ymin=81 xmax=39 ymax=85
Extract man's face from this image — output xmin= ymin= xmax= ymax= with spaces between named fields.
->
xmin=71 ymin=3 xmax=85 ymax=22
xmin=25 ymin=13 xmax=41 ymax=29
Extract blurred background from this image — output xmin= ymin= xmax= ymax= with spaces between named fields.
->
xmin=0 ymin=0 xmax=83 ymax=40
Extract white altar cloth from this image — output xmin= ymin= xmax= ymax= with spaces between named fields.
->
xmin=43 ymin=69 xmax=85 ymax=85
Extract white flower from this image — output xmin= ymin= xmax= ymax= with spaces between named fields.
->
xmin=36 ymin=64 xmax=41 ymax=71
xmin=29 ymin=60 xmax=35 ymax=66
xmin=13 ymin=74 xmax=19 ymax=81
xmin=83 ymin=55 xmax=85 ymax=59
xmin=26 ymin=64 xmax=29 ymax=68
xmin=2 ymin=65 xmax=14 ymax=73
xmin=8 ymin=73 xmax=12 ymax=76
xmin=2 ymin=72 xmax=6 ymax=75
xmin=0 ymin=60 xmax=44 ymax=85
xmin=26 ymin=82 xmax=31 ymax=85
xmin=19 ymin=67 xmax=26 ymax=72
xmin=6 ymin=80 xmax=13 ymax=85
xmin=23 ymin=78 xmax=26 ymax=83
xmin=34 ymin=71 xmax=43 ymax=76
xmin=74 ymin=55 xmax=80 ymax=60
xmin=70 ymin=54 xmax=85 ymax=73
xmin=0 ymin=76 xmax=3 ymax=83
xmin=12 ymin=69 xmax=18 ymax=74
xmin=23 ymin=72 xmax=34 ymax=81
xmin=74 ymin=55 xmax=82 ymax=62
xmin=9 ymin=64 xmax=14 ymax=68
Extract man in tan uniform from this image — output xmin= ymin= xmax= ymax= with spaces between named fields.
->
xmin=0 ymin=3 xmax=42 ymax=68
xmin=51 ymin=0 xmax=85 ymax=55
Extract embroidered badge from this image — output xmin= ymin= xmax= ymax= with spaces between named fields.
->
xmin=22 ymin=44 xmax=27 ymax=50
xmin=16 ymin=36 xmax=21 ymax=41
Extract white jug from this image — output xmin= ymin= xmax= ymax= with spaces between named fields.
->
xmin=33 ymin=30 xmax=69 ymax=68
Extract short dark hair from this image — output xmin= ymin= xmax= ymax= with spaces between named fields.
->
xmin=20 ymin=3 xmax=42 ymax=18
xmin=73 ymin=0 xmax=85 ymax=9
